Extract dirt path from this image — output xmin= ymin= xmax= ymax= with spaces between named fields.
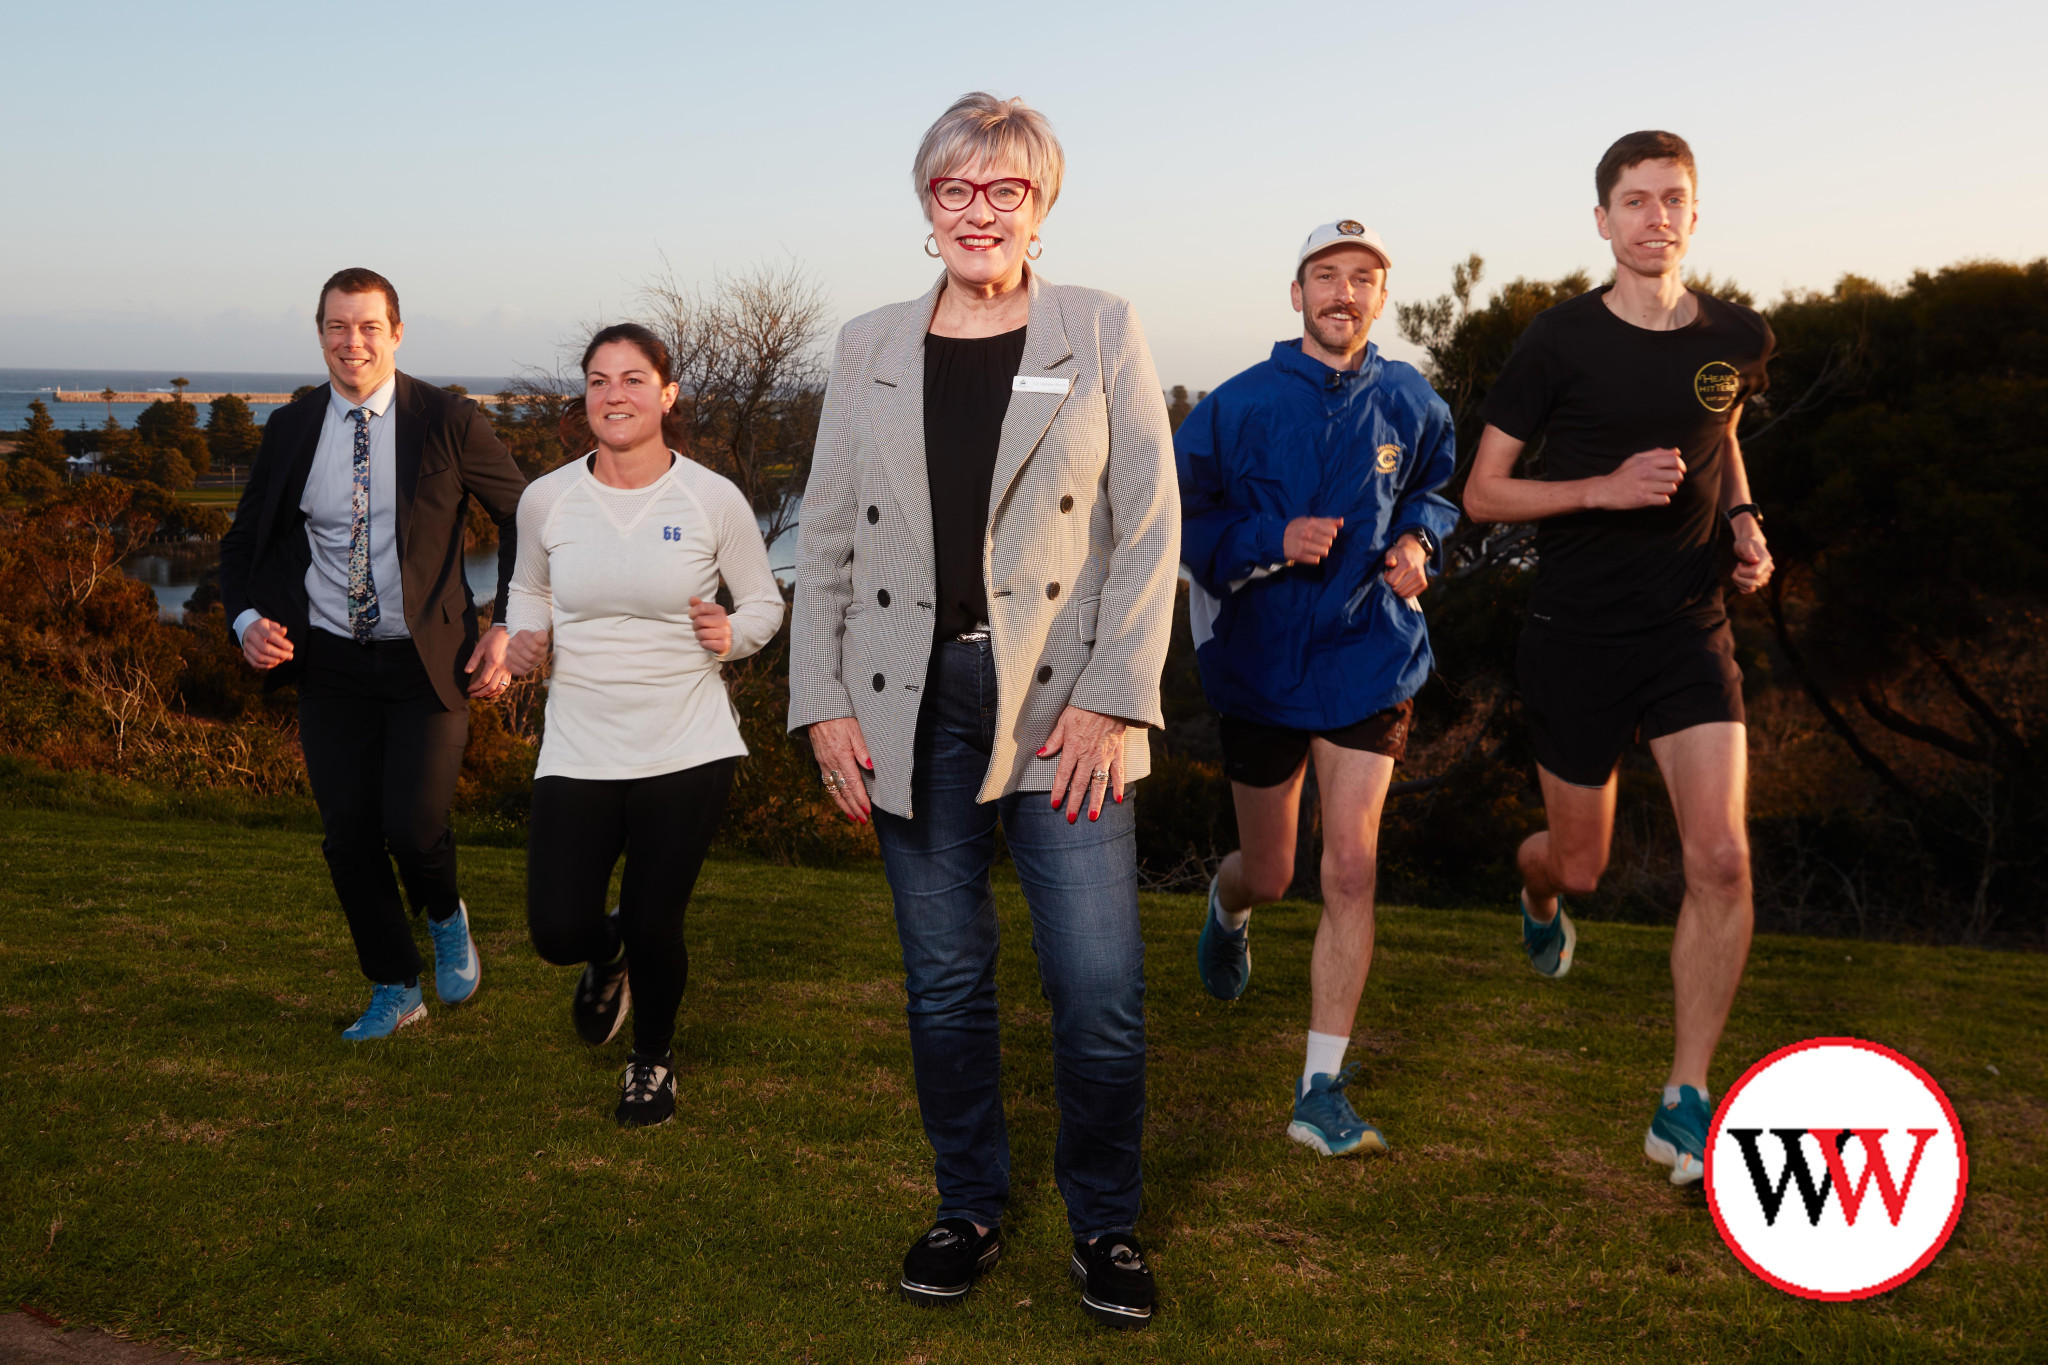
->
xmin=0 ymin=1314 xmax=235 ymax=1365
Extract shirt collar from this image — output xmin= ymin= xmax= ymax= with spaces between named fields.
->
xmin=1270 ymin=337 xmax=1382 ymax=386
xmin=329 ymin=373 xmax=398 ymax=421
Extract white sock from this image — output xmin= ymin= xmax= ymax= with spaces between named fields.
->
xmin=1664 ymin=1084 xmax=1709 ymax=1106
xmin=1213 ymin=897 xmax=1251 ymax=933
xmin=1303 ymin=1031 xmax=1349 ymax=1089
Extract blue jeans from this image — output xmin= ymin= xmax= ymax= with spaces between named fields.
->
xmin=872 ymin=639 xmax=1146 ymax=1239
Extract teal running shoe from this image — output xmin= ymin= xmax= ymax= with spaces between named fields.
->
xmin=1645 ymin=1085 xmax=1711 ymax=1186
xmin=1286 ymin=1064 xmax=1390 ymax=1157
xmin=1520 ymin=892 xmax=1577 ymax=979
xmin=1195 ymin=873 xmax=1250 ymax=1001
xmin=343 ymin=982 xmax=426 ymax=1041
xmin=428 ymin=899 xmax=481 ymax=1005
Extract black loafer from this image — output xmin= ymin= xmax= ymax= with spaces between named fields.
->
xmin=900 ymin=1218 xmax=1002 ymax=1306
xmin=1071 ymin=1232 xmax=1155 ymax=1329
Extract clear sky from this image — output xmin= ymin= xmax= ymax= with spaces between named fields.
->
xmin=3 ymin=0 xmax=2042 ymax=390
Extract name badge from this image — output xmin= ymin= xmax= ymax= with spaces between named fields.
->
xmin=1012 ymin=375 xmax=1072 ymax=395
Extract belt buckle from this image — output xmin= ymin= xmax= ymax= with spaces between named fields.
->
xmin=953 ymin=627 xmax=991 ymax=643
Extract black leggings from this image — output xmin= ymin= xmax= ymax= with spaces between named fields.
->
xmin=526 ymin=758 xmax=736 ymax=1055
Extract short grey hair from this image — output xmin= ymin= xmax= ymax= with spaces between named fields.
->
xmin=912 ymin=92 xmax=1065 ymax=220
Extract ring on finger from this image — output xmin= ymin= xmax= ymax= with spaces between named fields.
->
xmin=1091 ymin=767 xmax=1110 ymax=783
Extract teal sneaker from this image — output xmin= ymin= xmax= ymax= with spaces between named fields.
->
xmin=1195 ymin=873 xmax=1250 ymax=1001
xmin=343 ymin=982 xmax=426 ymax=1041
xmin=428 ymin=899 xmax=481 ymax=1005
xmin=1645 ymin=1086 xmax=1711 ymax=1186
xmin=1520 ymin=892 xmax=1577 ymax=978
xmin=1286 ymin=1065 xmax=1390 ymax=1157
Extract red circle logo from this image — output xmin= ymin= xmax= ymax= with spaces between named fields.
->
xmin=1706 ymin=1038 xmax=1968 ymax=1300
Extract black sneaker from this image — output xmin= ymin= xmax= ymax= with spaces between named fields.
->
xmin=1070 ymin=1233 xmax=1156 ymax=1329
xmin=899 ymin=1218 xmax=1002 ymax=1306
xmin=615 ymin=1050 xmax=675 ymax=1128
xmin=573 ymin=913 xmax=631 ymax=1045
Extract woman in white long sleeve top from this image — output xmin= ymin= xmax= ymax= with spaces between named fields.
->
xmin=504 ymin=323 xmax=784 ymax=1127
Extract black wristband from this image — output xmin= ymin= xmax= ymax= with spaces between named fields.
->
xmin=1400 ymin=526 xmax=1439 ymax=558
xmin=1725 ymin=503 xmax=1764 ymax=527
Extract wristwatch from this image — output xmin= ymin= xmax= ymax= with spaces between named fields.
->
xmin=1400 ymin=526 xmax=1440 ymax=558
xmin=1725 ymin=503 xmax=1764 ymax=527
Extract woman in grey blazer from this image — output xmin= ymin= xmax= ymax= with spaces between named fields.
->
xmin=788 ymin=92 xmax=1178 ymax=1329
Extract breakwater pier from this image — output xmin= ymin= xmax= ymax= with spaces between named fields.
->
xmin=55 ymin=389 xmax=517 ymax=405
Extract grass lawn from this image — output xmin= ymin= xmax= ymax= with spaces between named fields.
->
xmin=1 ymin=805 xmax=2042 ymax=1363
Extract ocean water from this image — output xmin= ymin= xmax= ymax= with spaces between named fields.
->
xmin=1 ymin=368 xmax=515 ymax=431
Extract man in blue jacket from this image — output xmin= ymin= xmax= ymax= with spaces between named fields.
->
xmin=1176 ymin=221 xmax=1459 ymax=1157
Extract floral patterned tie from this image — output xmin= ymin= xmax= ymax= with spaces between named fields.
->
xmin=347 ymin=407 xmax=381 ymax=642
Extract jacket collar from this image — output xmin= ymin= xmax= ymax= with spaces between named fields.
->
xmin=869 ymin=268 xmax=1075 ymax=575
xmin=1270 ymin=337 xmax=1383 ymax=388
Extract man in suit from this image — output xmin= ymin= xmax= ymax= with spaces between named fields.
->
xmin=220 ymin=267 xmax=526 ymax=1040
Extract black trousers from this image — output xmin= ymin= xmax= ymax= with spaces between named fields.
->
xmin=526 ymin=759 xmax=736 ymax=1056
xmin=298 ymin=629 xmax=468 ymax=986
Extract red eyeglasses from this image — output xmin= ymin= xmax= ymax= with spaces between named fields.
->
xmin=928 ymin=177 xmax=1035 ymax=213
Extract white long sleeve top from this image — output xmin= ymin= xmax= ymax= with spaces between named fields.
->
xmin=505 ymin=452 xmax=784 ymax=781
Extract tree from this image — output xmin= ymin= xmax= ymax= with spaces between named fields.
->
xmin=637 ymin=260 xmax=832 ymax=557
xmin=93 ymin=414 xmax=139 ymax=480
xmin=1746 ymin=260 xmax=2048 ymax=938
xmin=18 ymin=400 xmax=66 ymax=463
xmin=291 ymin=385 xmax=318 ymax=402
xmin=15 ymin=400 xmax=67 ymax=473
xmin=169 ymin=377 xmax=191 ymax=399
xmin=1167 ymin=385 xmax=1192 ymax=431
xmin=134 ymin=397 xmax=211 ymax=479
xmin=205 ymin=393 xmax=261 ymax=471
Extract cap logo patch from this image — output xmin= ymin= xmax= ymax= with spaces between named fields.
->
xmin=1336 ymin=220 xmax=1366 ymax=236
xmin=1375 ymin=444 xmax=1401 ymax=474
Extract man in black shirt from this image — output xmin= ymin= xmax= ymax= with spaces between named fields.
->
xmin=1464 ymin=131 xmax=1774 ymax=1188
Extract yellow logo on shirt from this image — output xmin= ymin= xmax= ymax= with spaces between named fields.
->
xmin=1375 ymin=444 xmax=1401 ymax=474
xmin=1695 ymin=360 xmax=1742 ymax=413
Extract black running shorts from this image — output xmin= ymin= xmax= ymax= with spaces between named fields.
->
xmin=1516 ymin=621 xmax=1744 ymax=788
xmin=1218 ymin=699 xmax=1413 ymax=790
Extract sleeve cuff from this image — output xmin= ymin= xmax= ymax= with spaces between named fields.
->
xmin=231 ymin=608 xmax=260 ymax=643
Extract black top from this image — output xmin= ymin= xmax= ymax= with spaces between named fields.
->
xmin=1482 ymin=287 xmax=1774 ymax=640
xmin=924 ymin=326 xmax=1028 ymax=637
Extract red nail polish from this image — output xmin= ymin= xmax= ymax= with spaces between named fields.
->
xmin=1114 ymin=793 xmax=1123 ymax=804
xmin=1036 ymin=747 xmax=1048 ymax=757
xmin=1089 ymin=811 xmax=1098 ymax=822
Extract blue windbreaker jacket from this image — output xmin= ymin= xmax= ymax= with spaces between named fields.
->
xmin=1176 ymin=339 xmax=1460 ymax=729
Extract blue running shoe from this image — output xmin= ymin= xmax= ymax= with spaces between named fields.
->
xmin=1195 ymin=873 xmax=1250 ymax=1001
xmin=1287 ymin=1064 xmax=1390 ymax=1157
xmin=343 ymin=982 xmax=426 ymax=1041
xmin=1520 ymin=892 xmax=1577 ymax=979
xmin=428 ymin=899 xmax=481 ymax=1005
xmin=1645 ymin=1085 xmax=1711 ymax=1186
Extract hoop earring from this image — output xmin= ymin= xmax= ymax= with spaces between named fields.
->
xmin=924 ymin=234 xmax=941 ymax=258
xmin=1026 ymin=237 xmax=1043 ymax=261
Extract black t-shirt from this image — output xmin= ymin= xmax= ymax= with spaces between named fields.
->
xmin=1482 ymin=287 xmax=1773 ymax=640
xmin=924 ymin=326 xmax=1028 ymax=638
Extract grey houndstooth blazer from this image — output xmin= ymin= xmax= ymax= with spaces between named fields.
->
xmin=787 ymin=269 xmax=1180 ymax=819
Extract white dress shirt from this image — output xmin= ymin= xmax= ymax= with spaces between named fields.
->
xmin=232 ymin=376 xmax=408 ymax=643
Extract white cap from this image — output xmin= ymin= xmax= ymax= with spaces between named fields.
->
xmin=1297 ymin=220 xmax=1391 ymax=272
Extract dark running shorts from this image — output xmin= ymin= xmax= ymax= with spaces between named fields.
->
xmin=1516 ymin=621 xmax=1745 ymax=788
xmin=1218 ymin=698 xmax=1413 ymax=789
